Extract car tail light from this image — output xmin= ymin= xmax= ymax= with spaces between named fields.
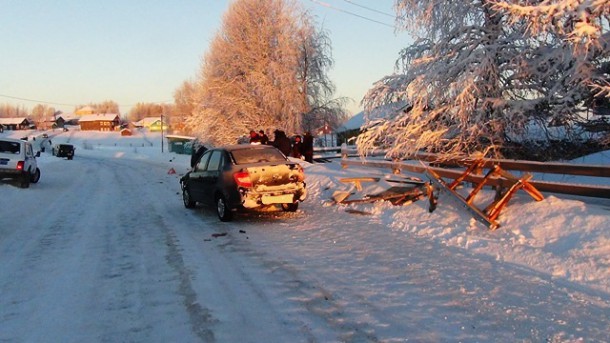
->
xmin=291 ymin=164 xmax=305 ymax=182
xmin=234 ymin=171 xmax=252 ymax=188
xmin=16 ymin=161 xmax=24 ymax=171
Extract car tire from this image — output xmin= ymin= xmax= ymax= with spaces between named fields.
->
xmin=216 ymin=194 xmax=233 ymax=222
xmin=31 ymin=168 xmax=41 ymax=184
xmin=281 ymin=203 xmax=299 ymax=212
xmin=182 ymin=185 xmax=196 ymax=208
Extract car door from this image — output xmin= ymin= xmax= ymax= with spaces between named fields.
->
xmin=24 ymin=143 xmax=36 ymax=172
xmin=199 ymin=150 xmax=224 ymax=204
xmin=188 ymin=150 xmax=212 ymax=202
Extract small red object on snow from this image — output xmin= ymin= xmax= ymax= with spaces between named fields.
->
xmin=167 ymin=168 xmax=176 ymax=174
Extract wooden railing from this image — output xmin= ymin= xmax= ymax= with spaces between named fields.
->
xmin=332 ymin=146 xmax=610 ymax=199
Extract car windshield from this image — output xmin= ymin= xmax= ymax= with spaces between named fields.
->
xmin=231 ymin=147 xmax=287 ymax=164
xmin=0 ymin=141 xmax=21 ymax=154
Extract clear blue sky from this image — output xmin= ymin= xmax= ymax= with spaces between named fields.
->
xmin=0 ymin=0 xmax=410 ymax=116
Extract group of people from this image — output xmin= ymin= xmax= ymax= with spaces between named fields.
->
xmin=248 ymin=129 xmax=314 ymax=163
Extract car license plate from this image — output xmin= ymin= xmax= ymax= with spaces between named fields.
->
xmin=261 ymin=194 xmax=294 ymax=205
xmin=0 ymin=159 xmax=7 ymax=165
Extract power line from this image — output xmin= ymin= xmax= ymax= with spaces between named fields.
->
xmin=0 ymin=93 xmax=172 ymax=109
xmin=0 ymin=93 xmax=77 ymax=107
xmin=307 ymin=0 xmax=395 ymax=28
xmin=342 ymin=0 xmax=395 ymax=18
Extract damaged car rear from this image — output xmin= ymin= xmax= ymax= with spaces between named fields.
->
xmin=180 ymin=144 xmax=306 ymax=221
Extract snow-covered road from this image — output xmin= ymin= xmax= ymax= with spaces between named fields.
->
xmin=0 ymin=154 xmax=311 ymax=342
xmin=1 ymin=131 xmax=609 ymax=342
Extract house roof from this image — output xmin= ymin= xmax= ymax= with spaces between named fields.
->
xmin=134 ymin=117 xmax=163 ymax=127
xmin=78 ymin=113 xmax=120 ymax=122
xmin=58 ymin=113 xmax=81 ymax=121
xmin=75 ymin=106 xmax=95 ymax=115
xmin=337 ymin=101 xmax=409 ymax=133
xmin=0 ymin=117 xmax=29 ymax=125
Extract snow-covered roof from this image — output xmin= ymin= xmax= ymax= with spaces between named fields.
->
xmin=58 ymin=113 xmax=80 ymax=121
xmin=165 ymin=134 xmax=196 ymax=140
xmin=337 ymin=101 xmax=409 ymax=133
xmin=78 ymin=113 xmax=120 ymax=122
xmin=0 ymin=117 xmax=29 ymax=125
xmin=337 ymin=112 xmax=365 ymax=132
xmin=134 ymin=117 xmax=163 ymax=127
xmin=75 ymin=106 xmax=95 ymax=114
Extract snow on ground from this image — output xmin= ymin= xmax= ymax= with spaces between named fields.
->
xmin=1 ymin=128 xmax=609 ymax=342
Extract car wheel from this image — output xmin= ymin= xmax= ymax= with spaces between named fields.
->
xmin=31 ymin=168 xmax=41 ymax=183
xmin=216 ymin=194 xmax=233 ymax=222
xmin=182 ymin=184 xmax=196 ymax=208
xmin=281 ymin=202 xmax=299 ymax=212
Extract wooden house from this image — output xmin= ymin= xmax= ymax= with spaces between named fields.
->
xmin=0 ymin=117 xmax=31 ymax=130
xmin=133 ymin=117 xmax=168 ymax=132
xmin=78 ymin=113 xmax=120 ymax=131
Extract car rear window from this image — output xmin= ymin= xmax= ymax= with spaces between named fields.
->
xmin=231 ymin=147 xmax=287 ymax=164
xmin=0 ymin=141 xmax=21 ymax=154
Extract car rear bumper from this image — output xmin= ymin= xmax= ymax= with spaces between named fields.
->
xmin=239 ymin=182 xmax=307 ymax=208
xmin=0 ymin=169 xmax=26 ymax=180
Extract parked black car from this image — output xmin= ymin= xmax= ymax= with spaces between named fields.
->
xmin=180 ymin=144 xmax=307 ymax=221
xmin=52 ymin=144 xmax=75 ymax=160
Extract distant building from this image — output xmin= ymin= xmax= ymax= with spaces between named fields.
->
xmin=74 ymin=106 xmax=95 ymax=116
xmin=58 ymin=113 xmax=81 ymax=127
xmin=79 ymin=113 xmax=120 ymax=131
xmin=133 ymin=117 xmax=169 ymax=132
xmin=0 ymin=117 xmax=31 ymax=130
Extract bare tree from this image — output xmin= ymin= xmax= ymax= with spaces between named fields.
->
xmin=31 ymin=104 xmax=56 ymax=130
xmin=187 ymin=0 xmax=342 ymax=145
xmin=297 ymin=15 xmax=349 ymax=133
xmin=172 ymin=80 xmax=197 ymax=135
xmin=358 ymin=0 xmax=609 ymax=160
xmin=0 ymin=103 xmax=29 ymax=118
xmin=128 ymin=103 xmax=174 ymax=128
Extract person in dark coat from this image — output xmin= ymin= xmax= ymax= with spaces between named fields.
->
xmin=272 ymin=129 xmax=292 ymax=156
xmin=291 ymin=135 xmax=303 ymax=159
xmin=302 ymin=131 xmax=314 ymax=163
xmin=258 ymin=130 xmax=269 ymax=145
xmin=190 ymin=143 xmax=208 ymax=168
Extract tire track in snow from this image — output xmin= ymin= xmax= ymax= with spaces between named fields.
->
xmin=106 ymin=157 xmax=216 ymax=342
xmin=195 ymin=211 xmax=380 ymax=342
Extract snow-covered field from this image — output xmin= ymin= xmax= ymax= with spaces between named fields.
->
xmin=1 ymin=129 xmax=609 ymax=342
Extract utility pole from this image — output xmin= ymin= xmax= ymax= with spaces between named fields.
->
xmin=161 ymin=114 xmax=164 ymax=153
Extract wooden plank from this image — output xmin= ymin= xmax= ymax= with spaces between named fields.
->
xmin=425 ymin=169 xmax=500 ymax=230
xmin=339 ymin=177 xmax=381 ymax=191
xmin=411 ymin=152 xmax=610 ymax=178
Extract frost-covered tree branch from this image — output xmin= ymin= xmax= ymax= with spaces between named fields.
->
xmin=359 ymin=0 xmax=610 ymax=160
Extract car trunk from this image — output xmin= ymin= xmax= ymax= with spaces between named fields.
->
xmin=239 ymin=163 xmax=306 ymax=208
xmin=246 ymin=164 xmax=298 ymax=187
